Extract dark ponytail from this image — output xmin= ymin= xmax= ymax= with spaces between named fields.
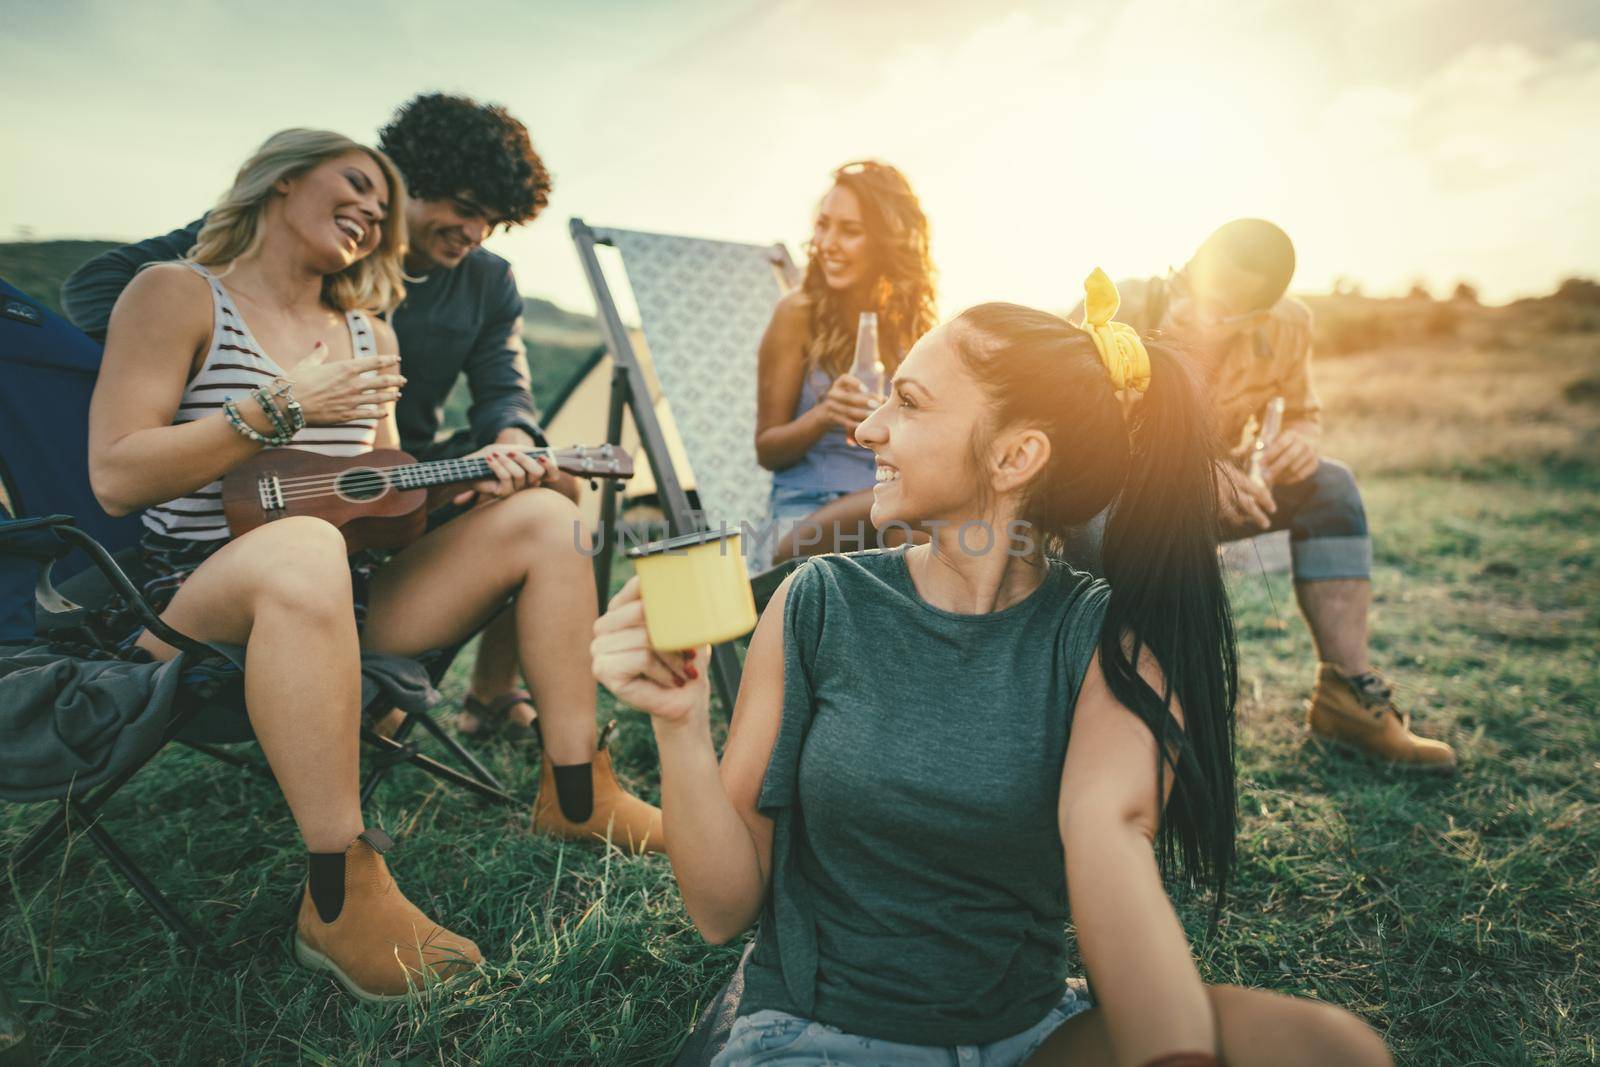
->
xmin=953 ymin=305 xmax=1239 ymax=905
xmin=1099 ymin=345 xmax=1238 ymax=908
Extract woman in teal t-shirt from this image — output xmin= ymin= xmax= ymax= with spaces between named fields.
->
xmin=595 ymin=276 xmax=1391 ymax=1067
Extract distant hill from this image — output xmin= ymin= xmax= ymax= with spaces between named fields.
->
xmin=523 ymin=295 xmax=601 ymax=347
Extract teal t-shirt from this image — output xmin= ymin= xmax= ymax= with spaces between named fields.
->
xmin=740 ymin=547 xmax=1110 ymax=1046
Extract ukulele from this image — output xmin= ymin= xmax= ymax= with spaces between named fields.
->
xmin=221 ymin=444 xmax=634 ymax=552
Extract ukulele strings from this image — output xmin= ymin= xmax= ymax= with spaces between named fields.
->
xmin=267 ymin=446 xmax=558 ymax=489
xmin=268 ymin=448 xmax=623 ymax=502
xmin=265 ymin=448 xmax=566 ymax=496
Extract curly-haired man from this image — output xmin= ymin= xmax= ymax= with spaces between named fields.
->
xmin=62 ymin=92 xmax=664 ymax=855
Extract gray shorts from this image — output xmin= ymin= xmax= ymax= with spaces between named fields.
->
xmin=710 ymin=984 xmax=1092 ymax=1066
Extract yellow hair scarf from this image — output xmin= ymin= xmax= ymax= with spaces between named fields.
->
xmin=1077 ymin=267 xmax=1152 ymax=395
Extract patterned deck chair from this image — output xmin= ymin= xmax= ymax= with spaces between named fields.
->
xmin=569 ymin=221 xmax=801 ymax=709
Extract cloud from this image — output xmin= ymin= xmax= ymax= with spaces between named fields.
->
xmin=1288 ymin=40 xmax=1600 ymax=298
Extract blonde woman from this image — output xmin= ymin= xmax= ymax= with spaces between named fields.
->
xmin=87 ymin=129 xmax=635 ymax=1000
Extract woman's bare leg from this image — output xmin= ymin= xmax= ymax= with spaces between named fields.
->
xmin=361 ymin=488 xmax=663 ymax=850
xmin=135 ymin=517 xmax=363 ymax=852
xmin=1025 ymin=984 xmax=1391 ymax=1067
xmin=360 ymin=489 xmax=599 ymax=764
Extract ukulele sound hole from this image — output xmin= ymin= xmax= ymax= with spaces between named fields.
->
xmin=335 ymin=467 xmax=389 ymax=503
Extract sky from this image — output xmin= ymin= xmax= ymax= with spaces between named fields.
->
xmin=3 ymin=0 xmax=1598 ymax=314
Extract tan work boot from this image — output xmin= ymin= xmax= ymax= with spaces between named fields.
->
xmin=532 ymin=722 xmax=665 ymax=854
xmin=294 ymin=829 xmax=482 ymax=1001
xmin=1306 ymin=664 xmax=1456 ymax=772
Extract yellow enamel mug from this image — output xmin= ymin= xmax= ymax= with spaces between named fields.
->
xmin=626 ymin=529 xmax=757 ymax=651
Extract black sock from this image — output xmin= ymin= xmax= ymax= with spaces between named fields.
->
xmin=308 ymin=852 xmax=346 ymax=923
xmin=552 ymin=762 xmax=595 ymax=823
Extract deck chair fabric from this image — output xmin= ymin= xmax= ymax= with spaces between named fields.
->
xmin=605 ymin=230 xmax=793 ymax=565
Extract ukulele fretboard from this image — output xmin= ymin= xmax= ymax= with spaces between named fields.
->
xmin=390 ymin=450 xmax=552 ymax=491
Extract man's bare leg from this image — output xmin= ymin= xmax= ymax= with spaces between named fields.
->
xmin=457 ymin=607 xmax=534 ymax=734
xmin=1294 ymin=577 xmax=1371 ymax=676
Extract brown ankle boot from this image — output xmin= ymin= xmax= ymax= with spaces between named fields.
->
xmin=531 ymin=724 xmax=664 ymax=854
xmin=294 ymin=830 xmax=482 ymax=1001
xmin=1306 ymin=664 xmax=1456 ymax=772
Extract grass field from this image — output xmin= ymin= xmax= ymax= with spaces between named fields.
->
xmin=3 ymin=302 xmax=1598 ymax=1064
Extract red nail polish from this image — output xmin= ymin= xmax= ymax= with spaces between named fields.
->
xmin=675 ymin=676 xmax=686 ymax=687
xmin=684 ymin=649 xmax=696 ymax=661
xmin=685 ymin=665 xmax=699 ymax=680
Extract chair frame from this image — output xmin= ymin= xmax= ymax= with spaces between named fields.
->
xmin=569 ymin=219 xmax=800 ymax=710
xmin=1 ymin=514 xmax=517 ymax=961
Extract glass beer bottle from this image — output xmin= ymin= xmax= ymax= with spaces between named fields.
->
xmin=851 ymin=311 xmax=882 ymax=397
xmin=844 ymin=311 xmax=882 ymax=447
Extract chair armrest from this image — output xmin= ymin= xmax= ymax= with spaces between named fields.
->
xmin=0 ymin=515 xmax=87 ymax=629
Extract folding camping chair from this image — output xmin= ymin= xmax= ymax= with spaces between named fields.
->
xmin=568 ymin=221 xmax=801 ymax=710
xmin=0 ymin=279 xmax=514 ymax=959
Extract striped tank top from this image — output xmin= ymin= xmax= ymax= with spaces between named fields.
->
xmin=142 ymin=262 xmax=380 ymax=541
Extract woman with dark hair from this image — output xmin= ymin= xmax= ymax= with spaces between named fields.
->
xmin=753 ymin=160 xmax=938 ymax=564
xmin=595 ymin=273 xmax=1391 ymax=1065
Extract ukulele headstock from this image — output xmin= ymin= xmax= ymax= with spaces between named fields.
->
xmin=553 ymin=443 xmax=635 ymax=480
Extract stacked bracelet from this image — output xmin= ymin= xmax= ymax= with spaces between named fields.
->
xmin=253 ymin=386 xmax=294 ymax=440
xmin=267 ymin=378 xmax=306 ymax=434
xmin=223 ymin=397 xmax=293 ymax=446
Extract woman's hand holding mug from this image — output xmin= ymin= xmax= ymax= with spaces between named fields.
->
xmin=591 ymin=577 xmax=709 ymax=730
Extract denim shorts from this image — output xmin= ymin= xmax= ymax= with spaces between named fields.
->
xmin=710 ymin=984 xmax=1092 ymax=1066
xmin=751 ymin=485 xmax=854 ymax=570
